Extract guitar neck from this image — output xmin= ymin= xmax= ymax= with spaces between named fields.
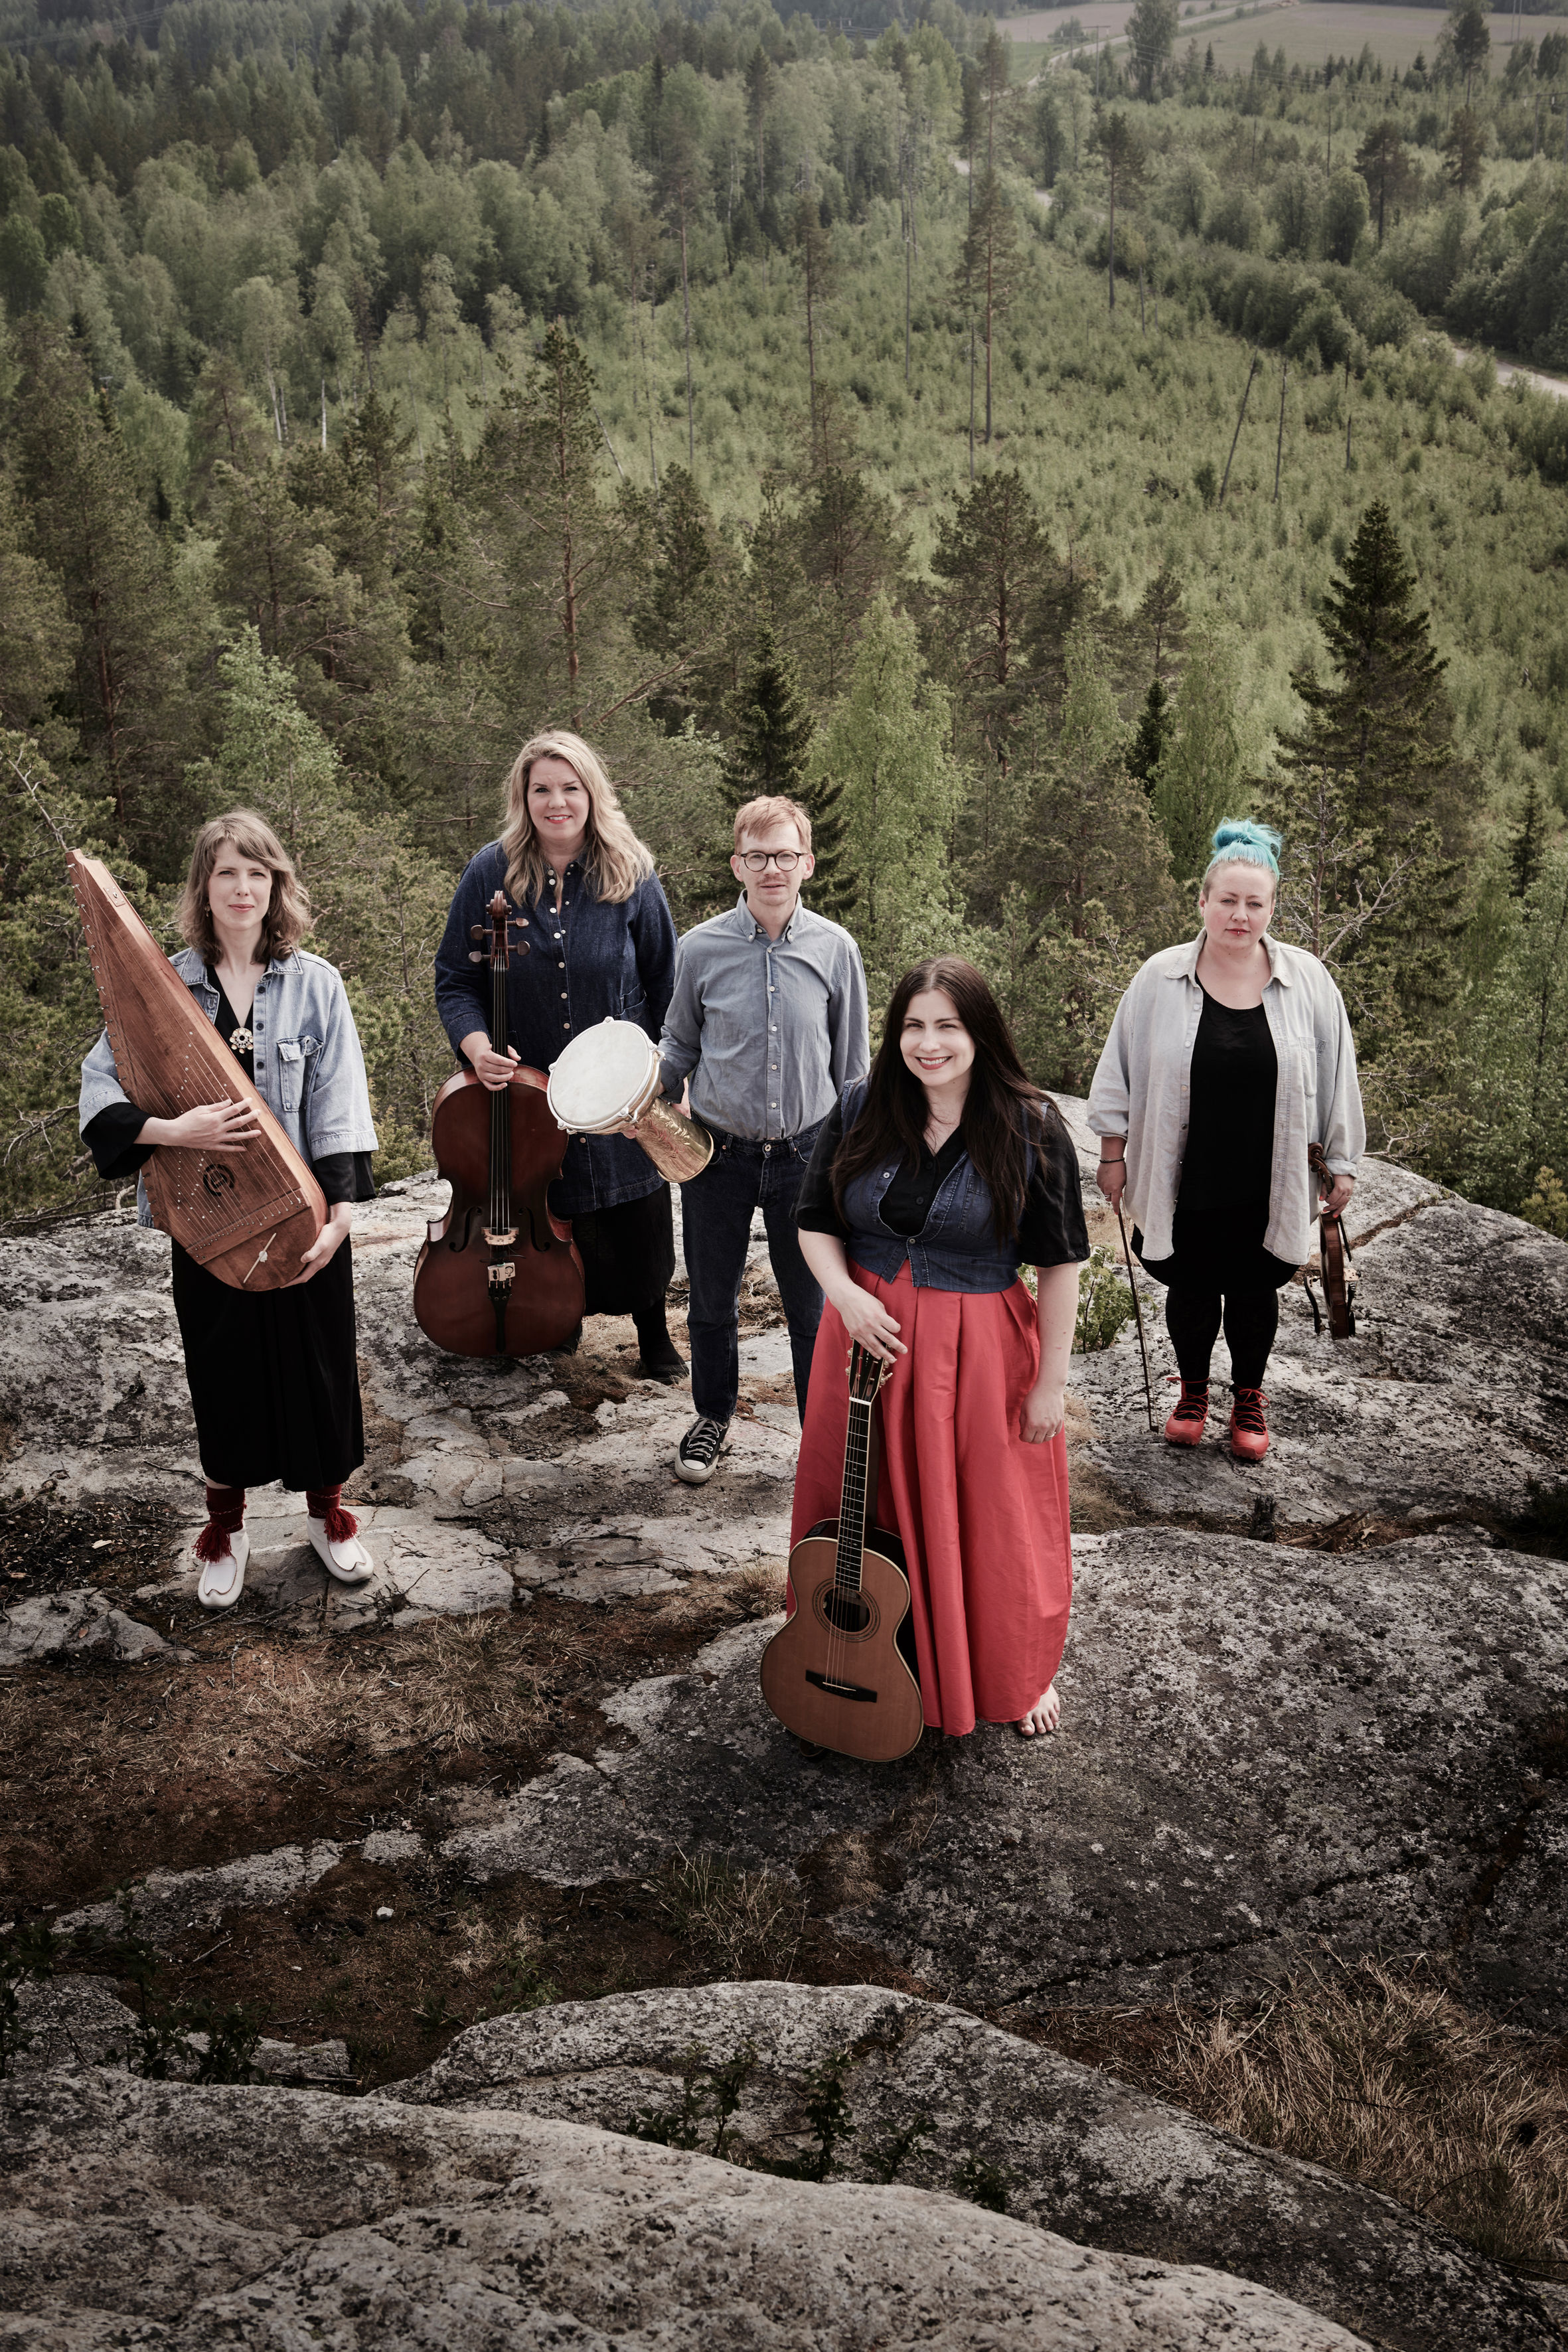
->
xmin=834 ymin=1396 xmax=873 ymax=1590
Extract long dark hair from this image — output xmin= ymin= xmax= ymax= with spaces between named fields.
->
xmin=831 ymin=957 xmax=1056 ymax=1239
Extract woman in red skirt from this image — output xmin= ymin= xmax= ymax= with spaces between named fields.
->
xmin=793 ymin=957 xmax=1087 ymax=1739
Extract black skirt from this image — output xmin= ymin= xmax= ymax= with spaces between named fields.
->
xmin=171 ymin=1238 xmax=364 ymax=1491
xmin=1135 ymin=1204 xmax=1298 ymax=1294
xmin=572 ymin=1185 xmax=675 ymax=1318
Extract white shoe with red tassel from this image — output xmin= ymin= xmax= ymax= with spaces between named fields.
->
xmin=308 ymin=1503 xmax=374 ymax=1585
xmin=195 ymin=1525 xmax=250 ymax=1611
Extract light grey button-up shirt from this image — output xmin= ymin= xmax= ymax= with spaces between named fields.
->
xmin=1087 ymin=930 xmax=1365 ymax=1267
xmin=659 ymin=894 xmax=870 ymax=1142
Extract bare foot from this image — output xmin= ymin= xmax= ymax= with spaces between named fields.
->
xmin=1017 ymin=1682 xmax=1061 ymax=1738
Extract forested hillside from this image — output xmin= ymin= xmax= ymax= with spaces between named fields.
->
xmin=0 ymin=0 xmax=1564 ymax=1234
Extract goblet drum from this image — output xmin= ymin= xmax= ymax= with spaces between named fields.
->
xmin=547 ymin=1018 xmax=715 ymax=1184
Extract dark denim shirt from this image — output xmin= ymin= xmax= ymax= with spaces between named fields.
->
xmin=805 ymin=1079 xmax=1089 ymax=1294
xmin=433 ymin=841 xmax=678 ymax=1217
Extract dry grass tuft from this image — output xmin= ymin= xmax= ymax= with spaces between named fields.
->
xmin=1040 ymin=1952 xmax=1568 ymax=2278
xmin=651 ymin=1563 xmax=787 ymax=1632
xmin=651 ymin=1849 xmax=806 ymax=1980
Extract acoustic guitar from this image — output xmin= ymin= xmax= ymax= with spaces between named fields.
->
xmin=759 ymin=1343 xmax=924 ymax=1763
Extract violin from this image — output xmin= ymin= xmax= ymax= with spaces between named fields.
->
xmin=413 ymin=890 xmax=586 ymax=1358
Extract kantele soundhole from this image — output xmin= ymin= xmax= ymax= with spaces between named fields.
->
xmin=812 ymin=1582 xmax=877 ymax=1639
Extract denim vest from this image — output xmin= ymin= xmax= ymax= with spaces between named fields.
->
xmin=836 ymin=1080 xmax=1030 ymax=1295
xmin=79 ymin=948 xmax=378 ymax=1228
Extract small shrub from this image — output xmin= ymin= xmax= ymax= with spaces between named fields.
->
xmin=1522 ymin=1166 xmax=1568 ymax=1239
xmin=1075 ymin=1246 xmax=1135 ymax=1353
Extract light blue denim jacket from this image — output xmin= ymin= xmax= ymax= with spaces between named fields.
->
xmin=79 ymin=947 xmax=378 ymax=1227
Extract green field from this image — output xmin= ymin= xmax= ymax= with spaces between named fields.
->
xmin=1002 ymin=1 xmax=1566 ymax=78
xmin=1194 ymin=2 xmax=1568 ymax=73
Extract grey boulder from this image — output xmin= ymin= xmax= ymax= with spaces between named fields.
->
xmin=0 ymin=2067 xmax=1366 ymax=2350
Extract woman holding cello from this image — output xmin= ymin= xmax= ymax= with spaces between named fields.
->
xmin=433 ymin=731 xmax=682 ymax=1375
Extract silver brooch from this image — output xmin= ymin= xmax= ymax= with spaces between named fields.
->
xmin=229 ymin=1028 xmax=254 ymax=1055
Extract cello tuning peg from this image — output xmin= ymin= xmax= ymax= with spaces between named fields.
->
xmin=468 ymin=951 xmax=484 ymax=964
xmin=469 ymin=925 xmax=485 ymax=942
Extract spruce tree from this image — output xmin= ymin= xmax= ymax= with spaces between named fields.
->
xmin=1281 ymin=501 xmax=1458 ymax=835
xmin=1127 ymin=677 xmax=1170 ymax=791
xmin=1268 ymin=503 xmax=1472 ymax=1045
xmin=1512 ymin=773 xmax=1548 ymax=898
xmin=720 ymin=625 xmax=848 ymax=917
xmin=9 ymin=323 xmax=196 ymax=872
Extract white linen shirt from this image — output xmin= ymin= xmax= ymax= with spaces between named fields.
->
xmin=1086 ymin=931 xmax=1366 ymax=1267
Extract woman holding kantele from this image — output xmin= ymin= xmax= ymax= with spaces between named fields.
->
xmin=433 ymin=730 xmax=682 ymax=1377
xmin=791 ymin=956 xmax=1089 ymax=1741
xmin=78 ymin=811 xmax=380 ymax=1611
xmin=1089 ymin=819 xmax=1365 ymax=1461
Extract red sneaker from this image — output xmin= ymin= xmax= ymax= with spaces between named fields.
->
xmin=1163 ymin=1379 xmax=1210 ymax=1446
xmin=1229 ymin=1385 xmax=1270 ymax=1462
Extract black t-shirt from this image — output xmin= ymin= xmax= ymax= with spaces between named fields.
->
xmin=1176 ymin=984 xmax=1277 ymax=1212
xmin=795 ymin=1096 xmax=1089 ymax=1266
xmin=80 ymin=972 xmax=374 ymax=1206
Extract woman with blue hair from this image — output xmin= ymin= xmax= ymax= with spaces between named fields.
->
xmin=1087 ymin=821 xmax=1364 ymax=1461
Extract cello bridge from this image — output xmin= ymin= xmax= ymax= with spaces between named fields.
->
xmin=483 ymin=1228 xmax=518 ymax=1249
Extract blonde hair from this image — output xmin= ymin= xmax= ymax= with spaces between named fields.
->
xmin=178 ymin=810 xmax=309 ymax=965
xmin=500 ymin=730 xmax=655 ymax=907
xmin=732 ymin=794 xmax=813 ymax=852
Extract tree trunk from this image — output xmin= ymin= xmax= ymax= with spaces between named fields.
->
xmin=680 ymin=207 xmax=694 ymax=468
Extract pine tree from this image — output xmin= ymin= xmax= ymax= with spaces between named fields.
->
xmin=466 ymin=320 xmax=639 ymax=724
xmin=1133 ymin=559 xmax=1188 ymax=682
xmin=955 ymin=166 xmax=1019 ymax=447
xmin=792 ymin=398 xmax=911 ymax=700
xmin=924 ymin=467 xmax=1054 ymax=768
xmin=720 ymin=623 xmax=849 ymax=916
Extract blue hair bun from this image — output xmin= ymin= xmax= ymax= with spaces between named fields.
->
xmin=1212 ymin=819 xmax=1282 ymax=858
xmin=1208 ymin=819 xmax=1281 ymax=874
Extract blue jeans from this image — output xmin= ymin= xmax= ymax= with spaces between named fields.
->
xmin=681 ymin=1125 xmax=824 ymax=1426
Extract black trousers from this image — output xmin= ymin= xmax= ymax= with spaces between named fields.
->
xmin=1164 ymin=1287 xmax=1278 ymax=1389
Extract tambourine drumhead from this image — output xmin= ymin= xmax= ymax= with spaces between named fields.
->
xmin=548 ymin=1019 xmax=659 ymax=1133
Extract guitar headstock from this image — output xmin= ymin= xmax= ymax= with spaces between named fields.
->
xmin=848 ymin=1342 xmax=890 ymax=1406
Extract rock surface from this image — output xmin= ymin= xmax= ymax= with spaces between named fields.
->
xmin=1056 ymin=1103 xmax=1568 ymax=1529
xmin=0 ymin=1584 xmax=189 ymax=1666
xmin=390 ymin=1980 xmax=1558 ymax=2352
xmin=433 ymin=1527 xmax=1568 ymax=2029
xmin=0 ymin=2066 xmax=1369 ymax=2351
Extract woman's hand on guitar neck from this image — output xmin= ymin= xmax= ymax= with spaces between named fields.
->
xmin=834 ymin=1283 xmax=905 ymax=1364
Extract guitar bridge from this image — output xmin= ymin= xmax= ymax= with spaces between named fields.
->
xmin=805 ymin=1670 xmax=877 ymax=1703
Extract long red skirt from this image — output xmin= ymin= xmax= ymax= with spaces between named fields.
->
xmin=789 ymin=1263 xmax=1073 ymax=1737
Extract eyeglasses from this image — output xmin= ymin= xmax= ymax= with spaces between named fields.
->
xmin=738 ymin=850 xmax=804 ymax=872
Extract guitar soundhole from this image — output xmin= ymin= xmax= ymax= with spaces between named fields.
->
xmin=812 ymin=1583 xmax=879 ymax=1640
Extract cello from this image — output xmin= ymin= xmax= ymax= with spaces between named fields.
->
xmin=413 ymin=890 xmax=586 ymax=1358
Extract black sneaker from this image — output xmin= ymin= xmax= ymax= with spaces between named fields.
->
xmin=674 ymin=1414 xmax=730 ymax=1484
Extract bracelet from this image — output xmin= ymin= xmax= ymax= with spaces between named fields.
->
xmin=1097 ymin=1154 xmax=1125 ymax=1166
